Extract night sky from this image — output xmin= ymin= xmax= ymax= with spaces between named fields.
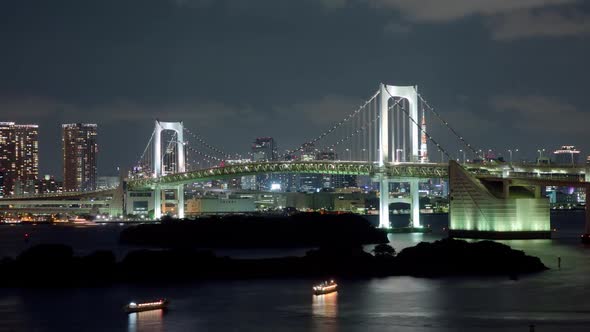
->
xmin=1 ymin=0 xmax=589 ymax=177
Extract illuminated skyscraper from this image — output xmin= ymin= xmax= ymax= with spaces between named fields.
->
xmin=251 ymin=137 xmax=276 ymax=191
xmin=62 ymin=123 xmax=98 ymax=191
xmin=0 ymin=122 xmax=39 ymax=196
xmin=420 ymin=110 xmax=428 ymax=162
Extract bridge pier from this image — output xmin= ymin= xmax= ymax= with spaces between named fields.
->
xmin=177 ymin=184 xmax=185 ymax=219
xmin=154 ymin=185 xmax=162 ymax=219
xmin=410 ymin=178 xmax=420 ymax=228
xmin=377 ymin=175 xmax=421 ymax=229
xmin=152 ymin=185 xmax=185 ymax=220
xmin=379 ymin=175 xmax=390 ymax=228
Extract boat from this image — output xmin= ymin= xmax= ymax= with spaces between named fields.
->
xmin=124 ymin=299 xmax=169 ymax=313
xmin=313 ymin=280 xmax=338 ymax=295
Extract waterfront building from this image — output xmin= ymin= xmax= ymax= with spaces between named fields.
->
xmin=186 ymin=196 xmax=256 ymax=216
xmin=62 ymin=123 xmax=98 ymax=191
xmin=37 ymin=174 xmax=63 ymax=194
xmin=96 ymin=176 xmax=120 ymax=190
xmin=0 ymin=122 xmax=39 ymax=196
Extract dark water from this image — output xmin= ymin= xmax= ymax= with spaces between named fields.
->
xmin=1 ymin=212 xmax=590 ymax=332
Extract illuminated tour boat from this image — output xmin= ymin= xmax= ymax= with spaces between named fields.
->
xmin=125 ymin=299 xmax=169 ymax=313
xmin=313 ymin=280 xmax=338 ymax=295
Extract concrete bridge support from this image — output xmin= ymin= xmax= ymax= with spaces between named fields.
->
xmin=154 ymin=185 xmax=161 ymax=219
xmin=448 ymin=161 xmax=551 ymax=239
xmin=379 ymin=176 xmax=390 ymax=228
xmin=410 ymin=178 xmax=420 ymax=228
xmin=378 ymin=176 xmax=421 ymax=229
xmin=153 ymin=185 xmax=185 ymax=219
xmin=177 ymin=184 xmax=185 ymax=219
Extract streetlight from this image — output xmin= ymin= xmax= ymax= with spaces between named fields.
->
xmin=508 ymin=148 xmax=519 ymax=164
xmin=459 ymin=149 xmax=466 ymax=164
xmin=345 ymin=148 xmax=351 ymax=160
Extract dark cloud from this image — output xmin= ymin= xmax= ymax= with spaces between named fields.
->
xmin=488 ymin=7 xmax=590 ymax=40
xmin=492 ymin=95 xmax=589 ymax=134
xmin=0 ymin=0 xmax=589 ymax=175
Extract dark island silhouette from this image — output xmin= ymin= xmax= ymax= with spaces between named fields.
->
xmin=119 ymin=213 xmax=389 ymax=248
xmin=0 ymin=238 xmax=547 ymax=287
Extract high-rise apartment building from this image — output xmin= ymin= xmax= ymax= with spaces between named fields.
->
xmin=62 ymin=123 xmax=98 ymax=191
xmin=0 ymin=122 xmax=39 ymax=196
xmin=250 ymin=137 xmax=276 ymax=191
xmin=252 ymin=137 xmax=276 ymax=162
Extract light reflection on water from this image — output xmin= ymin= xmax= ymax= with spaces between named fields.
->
xmin=1 ymin=212 xmax=589 ymax=331
xmin=312 ymin=292 xmax=338 ymax=318
xmin=127 ymin=309 xmax=164 ymax=332
xmin=312 ymin=292 xmax=338 ymax=332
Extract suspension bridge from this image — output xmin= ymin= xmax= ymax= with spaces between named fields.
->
xmin=3 ymin=83 xmax=590 ymax=239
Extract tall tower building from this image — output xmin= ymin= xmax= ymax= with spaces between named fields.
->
xmin=251 ymin=137 xmax=276 ymax=191
xmin=0 ymin=122 xmax=39 ymax=196
xmin=420 ymin=110 xmax=428 ymax=162
xmin=252 ymin=137 xmax=276 ymax=161
xmin=62 ymin=123 xmax=98 ymax=191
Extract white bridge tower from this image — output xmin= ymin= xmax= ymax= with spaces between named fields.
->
xmin=152 ymin=120 xmax=185 ymax=219
xmin=377 ymin=84 xmax=422 ymax=229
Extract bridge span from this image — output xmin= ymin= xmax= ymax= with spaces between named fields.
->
xmin=2 ymin=83 xmax=590 ymax=239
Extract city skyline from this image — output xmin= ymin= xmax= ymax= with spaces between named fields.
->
xmin=1 ymin=119 xmax=588 ymax=180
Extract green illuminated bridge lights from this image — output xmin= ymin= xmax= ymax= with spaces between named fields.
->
xmin=126 ymin=161 xmax=450 ymax=190
xmin=125 ymin=160 xmax=590 ymax=190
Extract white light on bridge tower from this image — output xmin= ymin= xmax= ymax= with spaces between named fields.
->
xmin=378 ymin=84 xmax=421 ymax=229
xmin=152 ymin=121 xmax=186 ymax=219
xmin=153 ymin=121 xmax=186 ymax=177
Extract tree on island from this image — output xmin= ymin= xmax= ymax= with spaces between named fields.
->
xmin=372 ymin=244 xmax=396 ymax=257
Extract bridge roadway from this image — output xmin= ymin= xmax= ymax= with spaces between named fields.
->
xmin=126 ymin=161 xmax=589 ymax=190
xmin=0 ymin=161 xmax=587 ymax=201
xmin=0 ymin=188 xmax=117 ymax=201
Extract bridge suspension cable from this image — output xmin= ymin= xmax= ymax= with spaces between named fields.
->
xmin=384 ymin=89 xmax=453 ymax=161
xmin=133 ymin=130 xmax=155 ymax=175
xmin=418 ymin=94 xmax=481 ymax=159
xmin=280 ymin=89 xmax=380 ymax=158
xmin=183 ymin=127 xmax=232 ymax=159
xmin=319 ymin=98 xmax=405 ymax=155
xmin=183 ymin=142 xmax=224 ymax=163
